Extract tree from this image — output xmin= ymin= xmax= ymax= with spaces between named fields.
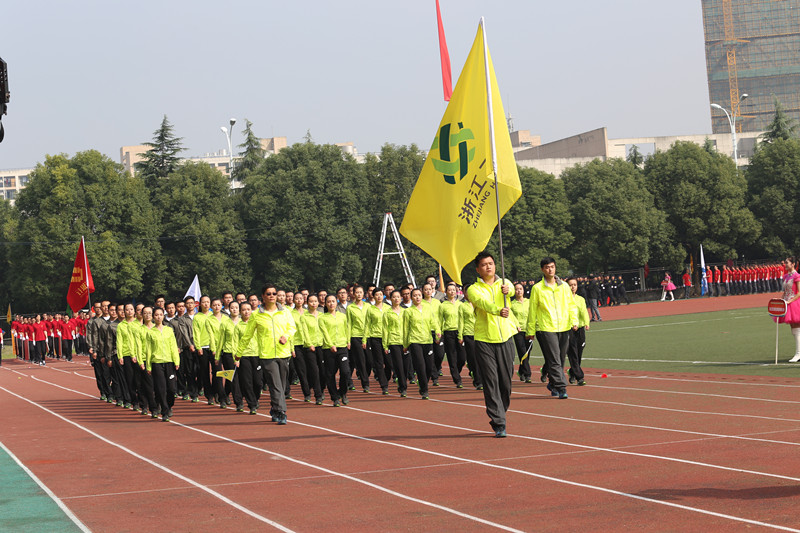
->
xmin=626 ymin=145 xmax=644 ymax=166
xmin=482 ymin=167 xmax=573 ymax=283
xmin=240 ymin=143 xmax=370 ymax=291
xmin=134 ymin=115 xmax=185 ymax=191
xmin=9 ymin=151 xmax=162 ymax=311
xmin=234 ymin=119 xmax=265 ymax=180
xmin=153 ymin=162 xmax=251 ymax=298
xmin=746 ymin=137 xmax=800 ymax=257
xmin=562 ymin=158 xmax=682 ymax=273
xmin=644 ymin=140 xmax=760 ymax=269
xmin=761 ymin=97 xmax=798 ymax=144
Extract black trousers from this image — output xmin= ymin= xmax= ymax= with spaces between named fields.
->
xmin=110 ymin=355 xmax=126 ymax=404
xmin=197 ymin=348 xmax=214 ymax=401
xmin=512 ymin=331 xmax=530 ymax=379
xmin=152 ymin=362 xmax=177 ymax=417
xmin=91 ymin=355 xmax=108 ymax=397
xmin=182 ymin=348 xmax=198 ymax=399
xmin=566 ymin=327 xmax=586 ymax=381
xmin=216 ymin=352 xmax=241 ymax=407
xmin=296 ymin=346 xmax=323 ymax=400
xmin=237 ymin=357 xmax=262 ymax=410
xmin=366 ymin=337 xmax=389 ymax=391
xmin=388 ymin=345 xmax=407 ymax=394
xmin=121 ymin=356 xmax=138 ymax=406
xmin=61 ymin=339 xmax=73 ymax=361
xmin=325 ymin=347 xmax=351 ymax=402
xmin=408 ymin=343 xmax=433 ymax=396
xmin=442 ymin=330 xmax=465 ymax=385
xmin=137 ymin=362 xmax=157 ymax=413
xmin=349 ymin=338 xmax=371 ymax=389
xmin=535 ymin=331 xmax=569 ymax=391
xmin=462 ymin=335 xmax=482 ymax=387
xmin=474 ymin=337 xmax=516 ymax=431
xmin=431 ymin=332 xmax=445 ymax=375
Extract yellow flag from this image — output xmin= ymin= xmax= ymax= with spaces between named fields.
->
xmin=5 ymin=303 xmax=10 ymax=323
xmin=400 ymin=21 xmax=521 ymax=284
xmin=216 ymin=369 xmax=236 ymax=382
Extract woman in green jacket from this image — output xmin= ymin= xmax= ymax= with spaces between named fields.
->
xmin=298 ymin=294 xmax=325 ymax=405
xmin=383 ymin=290 xmax=407 ymax=397
xmin=439 ymin=282 xmax=465 ymax=388
xmin=363 ymin=288 xmax=390 ymax=395
xmin=319 ymin=294 xmax=351 ymax=407
xmin=346 ymin=285 xmax=372 ymax=392
xmin=510 ymin=282 xmax=532 ymax=383
xmin=145 ymin=307 xmax=181 ymax=422
xmin=403 ymin=288 xmax=435 ymax=399
xmin=233 ymin=302 xmax=261 ymax=414
xmin=137 ymin=307 xmax=158 ymax=418
xmin=458 ymin=288 xmax=482 ymax=390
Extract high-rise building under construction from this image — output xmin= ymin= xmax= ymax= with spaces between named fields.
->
xmin=702 ymin=0 xmax=800 ymax=133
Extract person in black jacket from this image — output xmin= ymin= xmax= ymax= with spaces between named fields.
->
xmin=615 ymin=276 xmax=630 ymax=305
xmin=586 ymin=275 xmax=602 ymax=321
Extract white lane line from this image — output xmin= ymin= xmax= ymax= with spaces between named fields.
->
xmin=18 ymin=375 xmax=525 ymax=533
xmin=0 ymin=385 xmax=296 ymax=533
xmin=23 ymin=371 xmax=800 ymax=531
xmin=585 ymin=357 xmax=782 ymax=367
xmin=558 ymin=384 xmax=800 ymax=405
xmin=0 ymin=441 xmax=91 ymax=533
xmin=592 ymin=374 xmax=800 ymax=389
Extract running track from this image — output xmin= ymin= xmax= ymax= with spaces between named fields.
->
xmin=3 ymin=348 xmax=800 ymax=532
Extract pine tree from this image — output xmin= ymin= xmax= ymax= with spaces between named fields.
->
xmin=134 ymin=115 xmax=185 ymax=190
xmin=761 ymin=97 xmax=798 ymax=143
xmin=234 ymin=119 xmax=265 ymax=179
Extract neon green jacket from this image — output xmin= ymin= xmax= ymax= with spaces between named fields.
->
xmin=574 ymin=294 xmax=590 ymax=329
xmin=143 ymin=325 xmax=180 ymax=372
xmin=403 ymin=305 xmax=434 ymax=348
xmin=235 ymin=305 xmax=297 ymax=359
xmin=206 ymin=314 xmax=225 ymax=357
xmin=466 ymin=277 xmax=517 ymax=343
xmin=116 ymin=319 xmax=141 ymax=362
xmin=458 ymin=301 xmax=475 ymax=340
xmin=382 ymin=307 xmax=404 ymax=350
xmin=214 ymin=314 xmax=235 ymax=359
xmin=299 ymin=312 xmax=323 ymax=348
xmin=233 ymin=319 xmax=259 ymax=358
xmin=291 ymin=308 xmax=306 ymax=346
xmin=423 ymin=298 xmax=442 ymax=332
xmin=192 ymin=311 xmax=213 ymax=349
xmin=346 ymin=302 xmax=367 ymax=339
xmin=525 ymin=278 xmax=578 ymax=334
xmin=319 ymin=311 xmax=348 ymax=350
xmin=363 ymin=303 xmax=387 ymax=342
xmin=510 ymin=297 xmax=528 ymax=332
xmin=438 ymin=300 xmax=460 ymax=332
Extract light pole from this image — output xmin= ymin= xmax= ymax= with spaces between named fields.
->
xmin=219 ymin=117 xmax=237 ymax=178
xmin=711 ymin=93 xmax=747 ymax=162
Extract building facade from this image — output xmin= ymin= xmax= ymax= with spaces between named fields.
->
xmin=702 ymin=0 xmax=800 ymax=133
xmin=0 ymin=167 xmax=32 ymax=203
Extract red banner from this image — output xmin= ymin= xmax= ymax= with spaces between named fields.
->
xmin=66 ymin=237 xmax=94 ymax=314
xmin=436 ymin=0 xmax=452 ymax=101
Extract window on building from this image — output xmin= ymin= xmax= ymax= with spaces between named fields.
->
xmin=5 ymin=190 xmax=15 ymax=200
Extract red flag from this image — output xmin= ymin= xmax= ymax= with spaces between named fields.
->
xmin=66 ymin=237 xmax=94 ymax=314
xmin=435 ymin=0 xmax=452 ymax=101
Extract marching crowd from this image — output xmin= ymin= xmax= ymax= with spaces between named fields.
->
xmin=7 ymin=256 xmax=592 ymax=435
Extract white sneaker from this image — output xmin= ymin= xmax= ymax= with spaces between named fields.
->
xmin=789 ymin=354 xmax=800 ymax=363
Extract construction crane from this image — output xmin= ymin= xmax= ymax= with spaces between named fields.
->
xmin=721 ymin=0 xmax=748 ymax=132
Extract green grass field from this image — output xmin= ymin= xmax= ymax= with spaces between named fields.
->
xmin=581 ymin=307 xmax=800 ymax=377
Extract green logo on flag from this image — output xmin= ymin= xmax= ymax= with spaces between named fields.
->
xmin=430 ymin=122 xmax=475 ymax=185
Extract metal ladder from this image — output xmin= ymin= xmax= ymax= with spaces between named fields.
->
xmin=373 ymin=212 xmax=416 ymax=288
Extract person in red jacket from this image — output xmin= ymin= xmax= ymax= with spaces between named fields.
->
xmin=58 ymin=315 xmax=75 ymax=362
xmin=32 ymin=315 xmax=47 ymax=365
xmin=681 ymin=268 xmax=692 ymax=299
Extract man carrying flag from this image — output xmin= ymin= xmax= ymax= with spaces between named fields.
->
xmin=402 ymin=18 xmax=522 ymax=437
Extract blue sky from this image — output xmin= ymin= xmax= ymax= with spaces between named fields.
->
xmin=0 ymin=0 xmax=710 ymax=169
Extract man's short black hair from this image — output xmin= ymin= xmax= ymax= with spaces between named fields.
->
xmin=540 ymin=257 xmax=556 ymax=269
xmin=475 ymin=251 xmax=494 ymax=265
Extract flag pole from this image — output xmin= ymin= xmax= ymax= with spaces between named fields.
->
xmin=480 ymin=17 xmax=508 ymax=306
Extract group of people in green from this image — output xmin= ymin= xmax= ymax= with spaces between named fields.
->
xmin=74 ymin=252 xmax=589 ymax=437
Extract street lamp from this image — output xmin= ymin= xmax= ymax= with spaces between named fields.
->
xmin=219 ymin=117 xmax=237 ymax=178
xmin=711 ymin=93 xmax=748 ymax=162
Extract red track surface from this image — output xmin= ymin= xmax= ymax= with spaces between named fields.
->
xmin=597 ymin=292 xmax=769 ymax=321
xmin=3 ymin=298 xmax=800 ymax=532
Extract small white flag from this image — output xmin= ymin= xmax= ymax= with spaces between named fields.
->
xmin=184 ymin=274 xmax=202 ymax=302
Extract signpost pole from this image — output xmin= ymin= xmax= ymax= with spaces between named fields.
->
xmin=768 ymin=298 xmax=787 ymax=365
xmin=776 ymin=320 xmax=780 ymax=365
